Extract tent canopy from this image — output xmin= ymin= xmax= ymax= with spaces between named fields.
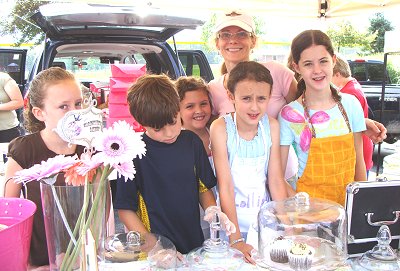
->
xmin=52 ymin=0 xmax=400 ymax=18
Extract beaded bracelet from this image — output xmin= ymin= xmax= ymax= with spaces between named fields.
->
xmin=230 ymin=237 xmax=245 ymax=246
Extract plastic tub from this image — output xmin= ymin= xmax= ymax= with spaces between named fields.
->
xmin=0 ymin=198 xmax=37 ymax=271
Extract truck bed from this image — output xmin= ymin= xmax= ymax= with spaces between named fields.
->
xmin=362 ymin=84 xmax=400 ymax=137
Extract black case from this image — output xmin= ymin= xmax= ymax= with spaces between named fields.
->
xmin=345 ymin=180 xmax=400 ymax=257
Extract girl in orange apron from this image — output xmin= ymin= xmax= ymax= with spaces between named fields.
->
xmin=279 ymin=30 xmax=367 ymax=206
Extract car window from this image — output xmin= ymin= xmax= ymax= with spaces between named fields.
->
xmin=53 ymin=56 xmax=112 ymax=82
xmin=179 ymin=54 xmax=201 ymax=77
xmin=351 ymin=63 xmax=367 ymax=82
xmin=367 ymin=63 xmax=384 ymax=82
xmin=0 ymin=51 xmax=25 ymax=84
xmin=53 ymin=54 xmax=147 ymax=85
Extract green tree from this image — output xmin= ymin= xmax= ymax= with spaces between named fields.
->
xmin=0 ymin=0 xmax=47 ymax=46
xmin=327 ymin=20 xmax=374 ymax=54
xmin=200 ymin=14 xmax=217 ymax=52
xmin=368 ymin=12 xmax=394 ymax=53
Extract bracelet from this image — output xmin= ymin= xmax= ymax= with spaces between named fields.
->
xmin=230 ymin=237 xmax=245 ymax=246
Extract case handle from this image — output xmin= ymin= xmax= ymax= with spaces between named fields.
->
xmin=365 ymin=211 xmax=400 ymax=226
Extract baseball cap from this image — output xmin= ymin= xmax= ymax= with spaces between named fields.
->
xmin=214 ymin=11 xmax=255 ymax=33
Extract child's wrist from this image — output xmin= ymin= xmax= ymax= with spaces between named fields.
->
xmin=230 ymin=237 xmax=245 ymax=246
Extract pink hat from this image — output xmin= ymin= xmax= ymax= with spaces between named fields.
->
xmin=214 ymin=11 xmax=255 ymax=33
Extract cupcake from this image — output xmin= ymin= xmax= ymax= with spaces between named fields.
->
xmin=287 ymin=242 xmax=315 ymax=270
xmin=269 ymin=236 xmax=292 ymax=263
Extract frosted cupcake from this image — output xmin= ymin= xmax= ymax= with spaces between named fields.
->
xmin=287 ymin=242 xmax=315 ymax=270
xmin=269 ymin=236 xmax=292 ymax=263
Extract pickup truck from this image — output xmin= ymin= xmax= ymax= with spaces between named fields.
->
xmin=348 ymin=59 xmax=400 ymax=143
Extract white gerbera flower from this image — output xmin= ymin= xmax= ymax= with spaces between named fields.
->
xmin=93 ymin=120 xmax=146 ymax=167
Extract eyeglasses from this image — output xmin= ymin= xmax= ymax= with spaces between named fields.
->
xmin=217 ymin=31 xmax=253 ymax=41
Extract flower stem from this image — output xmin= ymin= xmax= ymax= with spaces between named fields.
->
xmin=51 ymin=185 xmax=77 ymax=245
xmin=62 ymin=165 xmax=112 ymax=270
xmin=60 ymin=177 xmax=93 ymax=270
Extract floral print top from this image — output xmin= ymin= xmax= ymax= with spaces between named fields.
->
xmin=278 ymin=93 xmax=366 ymax=177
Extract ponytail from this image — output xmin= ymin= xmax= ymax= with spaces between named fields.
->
xmin=330 ymin=83 xmax=341 ymax=102
xmin=220 ymin=62 xmax=227 ymax=75
xmin=295 ymin=78 xmax=306 ymax=99
xmin=23 ymin=102 xmax=45 ymax=133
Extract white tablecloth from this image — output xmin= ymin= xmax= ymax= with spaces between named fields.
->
xmin=99 ymin=260 xmax=258 ymax=270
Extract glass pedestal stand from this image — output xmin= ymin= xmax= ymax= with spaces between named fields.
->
xmin=351 ymin=225 xmax=400 ymax=270
xmin=187 ymin=213 xmax=244 ymax=270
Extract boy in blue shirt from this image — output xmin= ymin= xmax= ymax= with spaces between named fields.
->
xmin=114 ymin=74 xmax=228 ymax=254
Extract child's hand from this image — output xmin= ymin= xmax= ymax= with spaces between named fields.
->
xmin=232 ymin=242 xmax=256 ymax=264
xmin=364 ymin=118 xmax=387 ymax=143
xmin=204 ymin=206 xmax=236 ymax=235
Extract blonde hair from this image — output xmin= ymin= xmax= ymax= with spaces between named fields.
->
xmin=333 ymin=55 xmax=351 ymax=78
xmin=24 ymin=67 xmax=77 ymax=133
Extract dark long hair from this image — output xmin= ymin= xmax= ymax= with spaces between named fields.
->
xmin=227 ymin=61 xmax=273 ymax=95
xmin=291 ymin=30 xmax=340 ymax=101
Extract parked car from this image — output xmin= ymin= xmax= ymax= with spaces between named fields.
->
xmin=0 ymin=3 xmax=214 ymax=106
xmin=348 ymin=59 xmax=391 ymax=85
xmin=348 ymin=59 xmax=400 ymax=145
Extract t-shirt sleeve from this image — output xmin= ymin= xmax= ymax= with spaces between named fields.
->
xmin=278 ymin=105 xmax=296 ymax=146
xmin=8 ymin=136 xmax=35 ymax=169
xmin=208 ymin=79 xmax=219 ymax=116
xmin=342 ymin=94 xmax=366 ymax=133
xmin=0 ymin=72 xmax=12 ymax=88
xmin=114 ymin=173 xmax=139 ymax=211
xmin=264 ymin=61 xmax=294 ymax=98
xmin=193 ymin=134 xmax=216 ymax=190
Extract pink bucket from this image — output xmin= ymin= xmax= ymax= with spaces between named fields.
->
xmin=0 ymin=198 xmax=36 ymax=271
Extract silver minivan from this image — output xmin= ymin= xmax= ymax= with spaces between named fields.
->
xmin=1 ymin=3 xmax=214 ymax=99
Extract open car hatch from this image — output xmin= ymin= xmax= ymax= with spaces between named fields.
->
xmin=31 ymin=3 xmax=205 ymax=41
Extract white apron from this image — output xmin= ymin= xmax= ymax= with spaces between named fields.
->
xmin=230 ymin=113 xmax=271 ymax=237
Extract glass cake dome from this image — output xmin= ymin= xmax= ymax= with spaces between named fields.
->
xmin=187 ymin=213 xmax=244 ymax=270
xmin=104 ymin=231 xmax=177 ymax=269
xmin=256 ymin=192 xmax=348 ymax=271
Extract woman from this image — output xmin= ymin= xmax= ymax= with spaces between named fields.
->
xmin=208 ymin=10 xmax=299 ymax=192
xmin=0 ymin=72 xmax=23 ymax=143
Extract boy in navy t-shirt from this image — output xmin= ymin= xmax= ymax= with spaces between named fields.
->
xmin=114 ymin=74 xmax=225 ymax=254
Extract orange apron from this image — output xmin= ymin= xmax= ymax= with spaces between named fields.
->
xmin=297 ymin=100 xmax=355 ymax=206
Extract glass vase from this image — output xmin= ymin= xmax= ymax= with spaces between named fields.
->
xmin=40 ymin=176 xmax=107 ymax=271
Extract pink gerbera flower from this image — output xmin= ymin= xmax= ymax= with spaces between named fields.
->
xmin=113 ymin=161 xmax=136 ymax=181
xmin=14 ymin=155 xmax=79 ymax=184
xmin=76 ymin=152 xmax=103 ymax=176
